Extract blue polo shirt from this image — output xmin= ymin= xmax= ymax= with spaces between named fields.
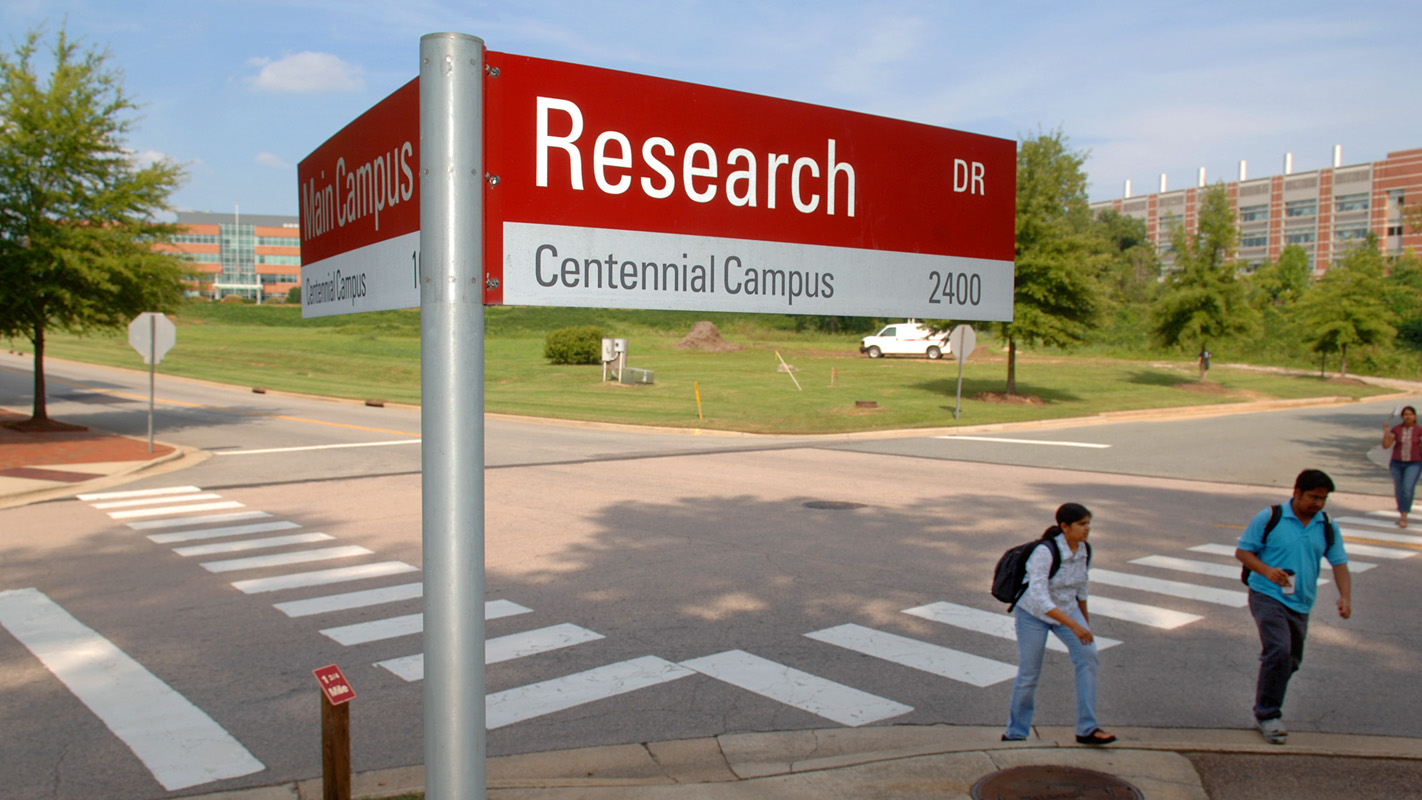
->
xmin=1237 ymin=501 xmax=1348 ymax=613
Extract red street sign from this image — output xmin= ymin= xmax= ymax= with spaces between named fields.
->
xmin=297 ymin=79 xmax=421 ymax=317
xmin=484 ymin=51 xmax=1015 ymax=319
xmin=313 ymin=664 xmax=356 ymax=705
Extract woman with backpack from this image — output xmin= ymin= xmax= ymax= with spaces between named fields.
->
xmin=1002 ymin=502 xmax=1116 ymax=745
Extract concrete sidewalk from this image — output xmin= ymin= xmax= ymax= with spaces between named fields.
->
xmin=178 ymin=725 xmax=1422 ymax=800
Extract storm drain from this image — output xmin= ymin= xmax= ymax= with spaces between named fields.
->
xmin=802 ymin=501 xmax=867 ymax=510
xmin=971 ymin=765 xmax=1143 ymax=799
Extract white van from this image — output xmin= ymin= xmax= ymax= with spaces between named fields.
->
xmin=859 ymin=321 xmax=950 ymax=359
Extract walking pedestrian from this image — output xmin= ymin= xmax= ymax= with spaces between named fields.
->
xmin=1235 ymin=469 xmax=1352 ymax=744
xmin=1382 ymin=406 xmax=1422 ymax=527
xmin=1003 ymin=502 xmax=1115 ymax=745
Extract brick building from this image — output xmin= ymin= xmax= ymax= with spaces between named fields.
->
xmin=158 ymin=211 xmax=301 ymax=301
xmin=1090 ymin=147 xmax=1422 ymax=274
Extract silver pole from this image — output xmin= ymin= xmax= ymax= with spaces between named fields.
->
xmin=420 ymin=32 xmax=486 ymax=800
xmin=148 ymin=316 xmax=156 ymax=452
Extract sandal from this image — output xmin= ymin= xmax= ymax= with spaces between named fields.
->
xmin=1075 ymin=729 xmax=1117 ymax=745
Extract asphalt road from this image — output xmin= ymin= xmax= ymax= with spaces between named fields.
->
xmin=2 ymin=352 xmax=1420 ymax=799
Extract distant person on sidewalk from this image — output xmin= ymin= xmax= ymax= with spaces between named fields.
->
xmin=1197 ymin=346 xmax=1211 ymax=379
xmin=1003 ymin=502 xmax=1116 ymax=745
xmin=1382 ymin=406 xmax=1422 ymax=527
xmin=1235 ymin=469 xmax=1351 ymax=744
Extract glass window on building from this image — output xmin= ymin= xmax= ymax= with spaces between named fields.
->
xmin=1334 ymin=193 xmax=1370 ymax=213
xmin=1335 ymin=222 xmax=1370 ymax=243
xmin=1240 ymin=232 xmax=1268 ymax=248
xmin=1239 ymin=204 xmax=1269 ymax=223
xmin=1285 ymin=199 xmax=1317 ymax=218
xmin=1284 ymin=230 xmax=1316 ymax=245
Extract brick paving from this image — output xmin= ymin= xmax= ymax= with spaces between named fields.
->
xmin=0 ymin=409 xmax=172 ymax=472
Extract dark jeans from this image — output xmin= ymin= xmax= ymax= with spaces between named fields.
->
xmin=1249 ymin=590 xmax=1309 ymax=721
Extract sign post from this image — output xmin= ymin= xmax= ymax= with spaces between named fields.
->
xmin=127 ymin=312 xmax=176 ymax=451
xmin=313 ymin=665 xmax=356 ymax=800
xmin=949 ymin=324 xmax=977 ymax=420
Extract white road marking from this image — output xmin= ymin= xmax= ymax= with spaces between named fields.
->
xmin=933 ymin=435 xmax=1109 ymax=449
xmin=805 ymin=623 xmax=1018 ymax=687
xmin=231 ymin=561 xmax=418 ymax=594
xmin=1131 ymin=555 xmax=1259 ymax=580
xmin=216 ymin=439 xmax=420 ymax=456
xmin=78 ymin=485 xmax=203 ymax=501
xmin=1336 ymin=515 xmax=1406 ymax=529
xmin=1339 ymin=526 xmax=1422 ymax=546
xmin=323 ymin=613 xmax=421 ymax=645
xmin=485 ymin=656 xmax=694 ymax=729
xmin=148 ymin=521 xmax=302 ymax=544
xmin=1087 ymin=596 xmax=1204 ymax=629
xmin=274 ymin=583 xmax=424 ymax=617
xmin=107 ymin=501 xmax=245 ymax=520
xmin=200 ymin=545 xmax=373 ymax=574
xmin=902 ymin=601 xmax=1122 ymax=651
xmin=91 ymin=493 xmax=222 ymax=509
xmin=0 ymin=588 xmax=264 ymax=791
xmin=172 ymin=533 xmax=334 ymax=557
xmin=1188 ymin=543 xmax=1378 ymax=571
xmin=1328 ymin=542 xmax=1415 ymax=559
xmin=680 ymin=650 xmax=912 ymax=727
xmin=376 ymin=618 xmax=595 ymax=681
xmin=126 ymin=511 xmax=272 ymax=530
xmin=1088 ymin=569 xmax=1248 ymax=607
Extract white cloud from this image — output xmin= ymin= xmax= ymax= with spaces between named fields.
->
xmin=254 ymin=152 xmax=291 ymax=170
xmin=247 ymin=52 xmax=365 ymax=93
xmin=128 ymin=149 xmax=175 ymax=169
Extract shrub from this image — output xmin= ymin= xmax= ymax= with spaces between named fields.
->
xmin=285 ymin=285 xmax=302 ymax=304
xmin=544 ymin=325 xmax=605 ymax=365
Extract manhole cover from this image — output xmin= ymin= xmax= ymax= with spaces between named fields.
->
xmin=972 ymin=765 xmax=1143 ymax=800
xmin=802 ymin=501 xmax=867 ymax=510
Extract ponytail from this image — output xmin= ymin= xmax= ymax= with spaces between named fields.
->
xmin=1044 ymin=502 xmax=1091 ymax=539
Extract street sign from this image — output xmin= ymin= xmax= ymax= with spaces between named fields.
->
xmin=484 ymin=53 xmax=1015 ymax=320
xmin=313 ymin=664 xmax=356 ymax=706
xmin=127 ymin=312 xmax=176 ymax=365
xmin=950 ymin=324 xmax=977 ymax=364
xmin=297 ymin=79 xmax=421 ymax=318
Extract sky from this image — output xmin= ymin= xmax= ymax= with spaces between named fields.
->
xmin=4 ymin=0 xmax=1419 ymax=217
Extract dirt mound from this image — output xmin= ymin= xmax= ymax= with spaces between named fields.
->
xmin=1174 ymin=380 xmax=1232 ymax=394
xmin=973 ymin=392 xmax=1043 ymax=405
xmin=676 ymin=321 xmax=741 ymax=352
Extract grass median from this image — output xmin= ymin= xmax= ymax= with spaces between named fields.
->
xmin=14 ymin=304 xmax=1393 ymax=434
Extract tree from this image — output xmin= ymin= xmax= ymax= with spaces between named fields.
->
xmin=1294 ymin=236 xmax=1395 ymax=377
xmin=1095 ymin=208 xmax=1160 ymax=306
xmin=1249 ymin=244 xmax=1311 ymax=307
xmin=993 ymin=129 xmax=1104 ymax=395
xmin=0 ymin=26 xmax=186 ymax=428
xmin=1150 ymin=183 xmax=1260 ymax=379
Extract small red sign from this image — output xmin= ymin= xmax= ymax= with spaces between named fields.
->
xmin=313 ymin=664 xmax=356 ymax=705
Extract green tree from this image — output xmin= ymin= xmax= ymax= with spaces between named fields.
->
xmin=1294 ymin=237 xmax=1396 ymax=377
xmin=1095 ymin=208 xmax=1159 ymax=306
xmin=1249 ymin=244 xmax=1311 ymax=307
xmin=993 ymin=129 xmax=1104 ymax=395
xmin=1150 ymin=183 xmax=1260 ymax=379
xmin=0 ymin=26 xmax=186 ymax=428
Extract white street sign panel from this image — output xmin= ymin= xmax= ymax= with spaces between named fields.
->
xmin=949 ymin=324 xmax=977 ymax=364
xmin=128 ymin=313 xmax=176 ymax=365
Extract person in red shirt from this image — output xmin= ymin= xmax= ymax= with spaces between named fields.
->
xmin=1382 ymin=405 xmax=1422 ymax=527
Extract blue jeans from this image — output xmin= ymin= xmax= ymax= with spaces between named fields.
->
xmin=1005 ymin=604 xmax=1099 ymax=739
xmin=1391 ymin=460 xmax=1422 ymax=514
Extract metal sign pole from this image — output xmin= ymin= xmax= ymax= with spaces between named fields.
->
xmin=419 ymin=32 xmax=486 ymax=800
xmin=148 ymin=315 xmax=156 ymax=451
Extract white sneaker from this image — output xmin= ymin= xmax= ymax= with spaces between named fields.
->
xmin=1255 ymin=717 xmax=1287 ymax=744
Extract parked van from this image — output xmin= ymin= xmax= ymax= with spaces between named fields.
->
xmin=859 ymin=321 xmax=950 ymax=359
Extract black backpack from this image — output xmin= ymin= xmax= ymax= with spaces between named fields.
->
xmin=992 ymin=535 xmax=1091 ymax=612
xmin=1239 ymin=504 xmax=1336 ymax=585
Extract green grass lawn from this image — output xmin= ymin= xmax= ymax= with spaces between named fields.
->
xmin=11 ymin=304 xmax=1393 ymax=433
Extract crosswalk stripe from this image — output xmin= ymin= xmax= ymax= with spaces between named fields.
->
xmin=805 ymin=623 xmax=1017 ymax=687
xmin=200 ymin=545 xmax=373 ymax=574
xmin=486 ymin=599 xmax=535 ymax=620
xmin=1088 ymin=569 xmax=1247 ymax=607
xmin=1088 ymin=596 xmax=1203 ymax=629
xmin=108 ymin=501 xmax=245 ymax=520
xmin=231 ymin=561 xmax=418 ymax=594
xmin=375 ymin=622 xmax=603 ymax=681
xmin=126 ymin=511 xmax=272 ymax=530
xmin=680 ymin=650 xmax=913 ymax=727
xmin=486 ymin=656 xmax=694 ymax=729
xmin=148 ymin=521 xmax=303 ymax=544
xmin=1339 ymin=526 xmax=1422 ymax=546
xmin=91 ymin=493 xmax=222 ymax=509
xmin=173 ymin=533 xmax=334 ymax=557
xmin=323 ymin=613 xmax=420 ymax=645
xmin=78 ymin=485 xmax=203 ymax=501
xmin=1329 ymin=542 xmax=1416 ymax=559
xmin=0 ymin=588 xmax=264 ymax=791
xmin=901 ymin=601 xmax=1122 ymax=651
xmin=1187 ymin=543 xmax=1379 ymax=571
xmin=274 ymin=584 xmax=424 ymax=617
xmin=1336 ymin=515 xmax=1406 ymax=529
xmin=1129 ymin=555 xmax=1241 ymax=580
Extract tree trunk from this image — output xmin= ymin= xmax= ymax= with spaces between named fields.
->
xmin=1340 ymin=344 xmax=1348 ymax=378
xmin=30 ymin=322 xmax=49 ymax=423
xmin=1319 ymin=352 xmax=1326 ymax=378
xmin=1005 ymin=337 xmax=1018 ymax=395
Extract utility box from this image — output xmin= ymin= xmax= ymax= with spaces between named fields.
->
xmin=618 ymin=368 xmax=654 ymax=385
xmin=601 ymin=338 xmax=617 ymax=363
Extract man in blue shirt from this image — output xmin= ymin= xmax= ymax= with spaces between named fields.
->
xmin=1235 ymin=469 xmax=1352 ymax=744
